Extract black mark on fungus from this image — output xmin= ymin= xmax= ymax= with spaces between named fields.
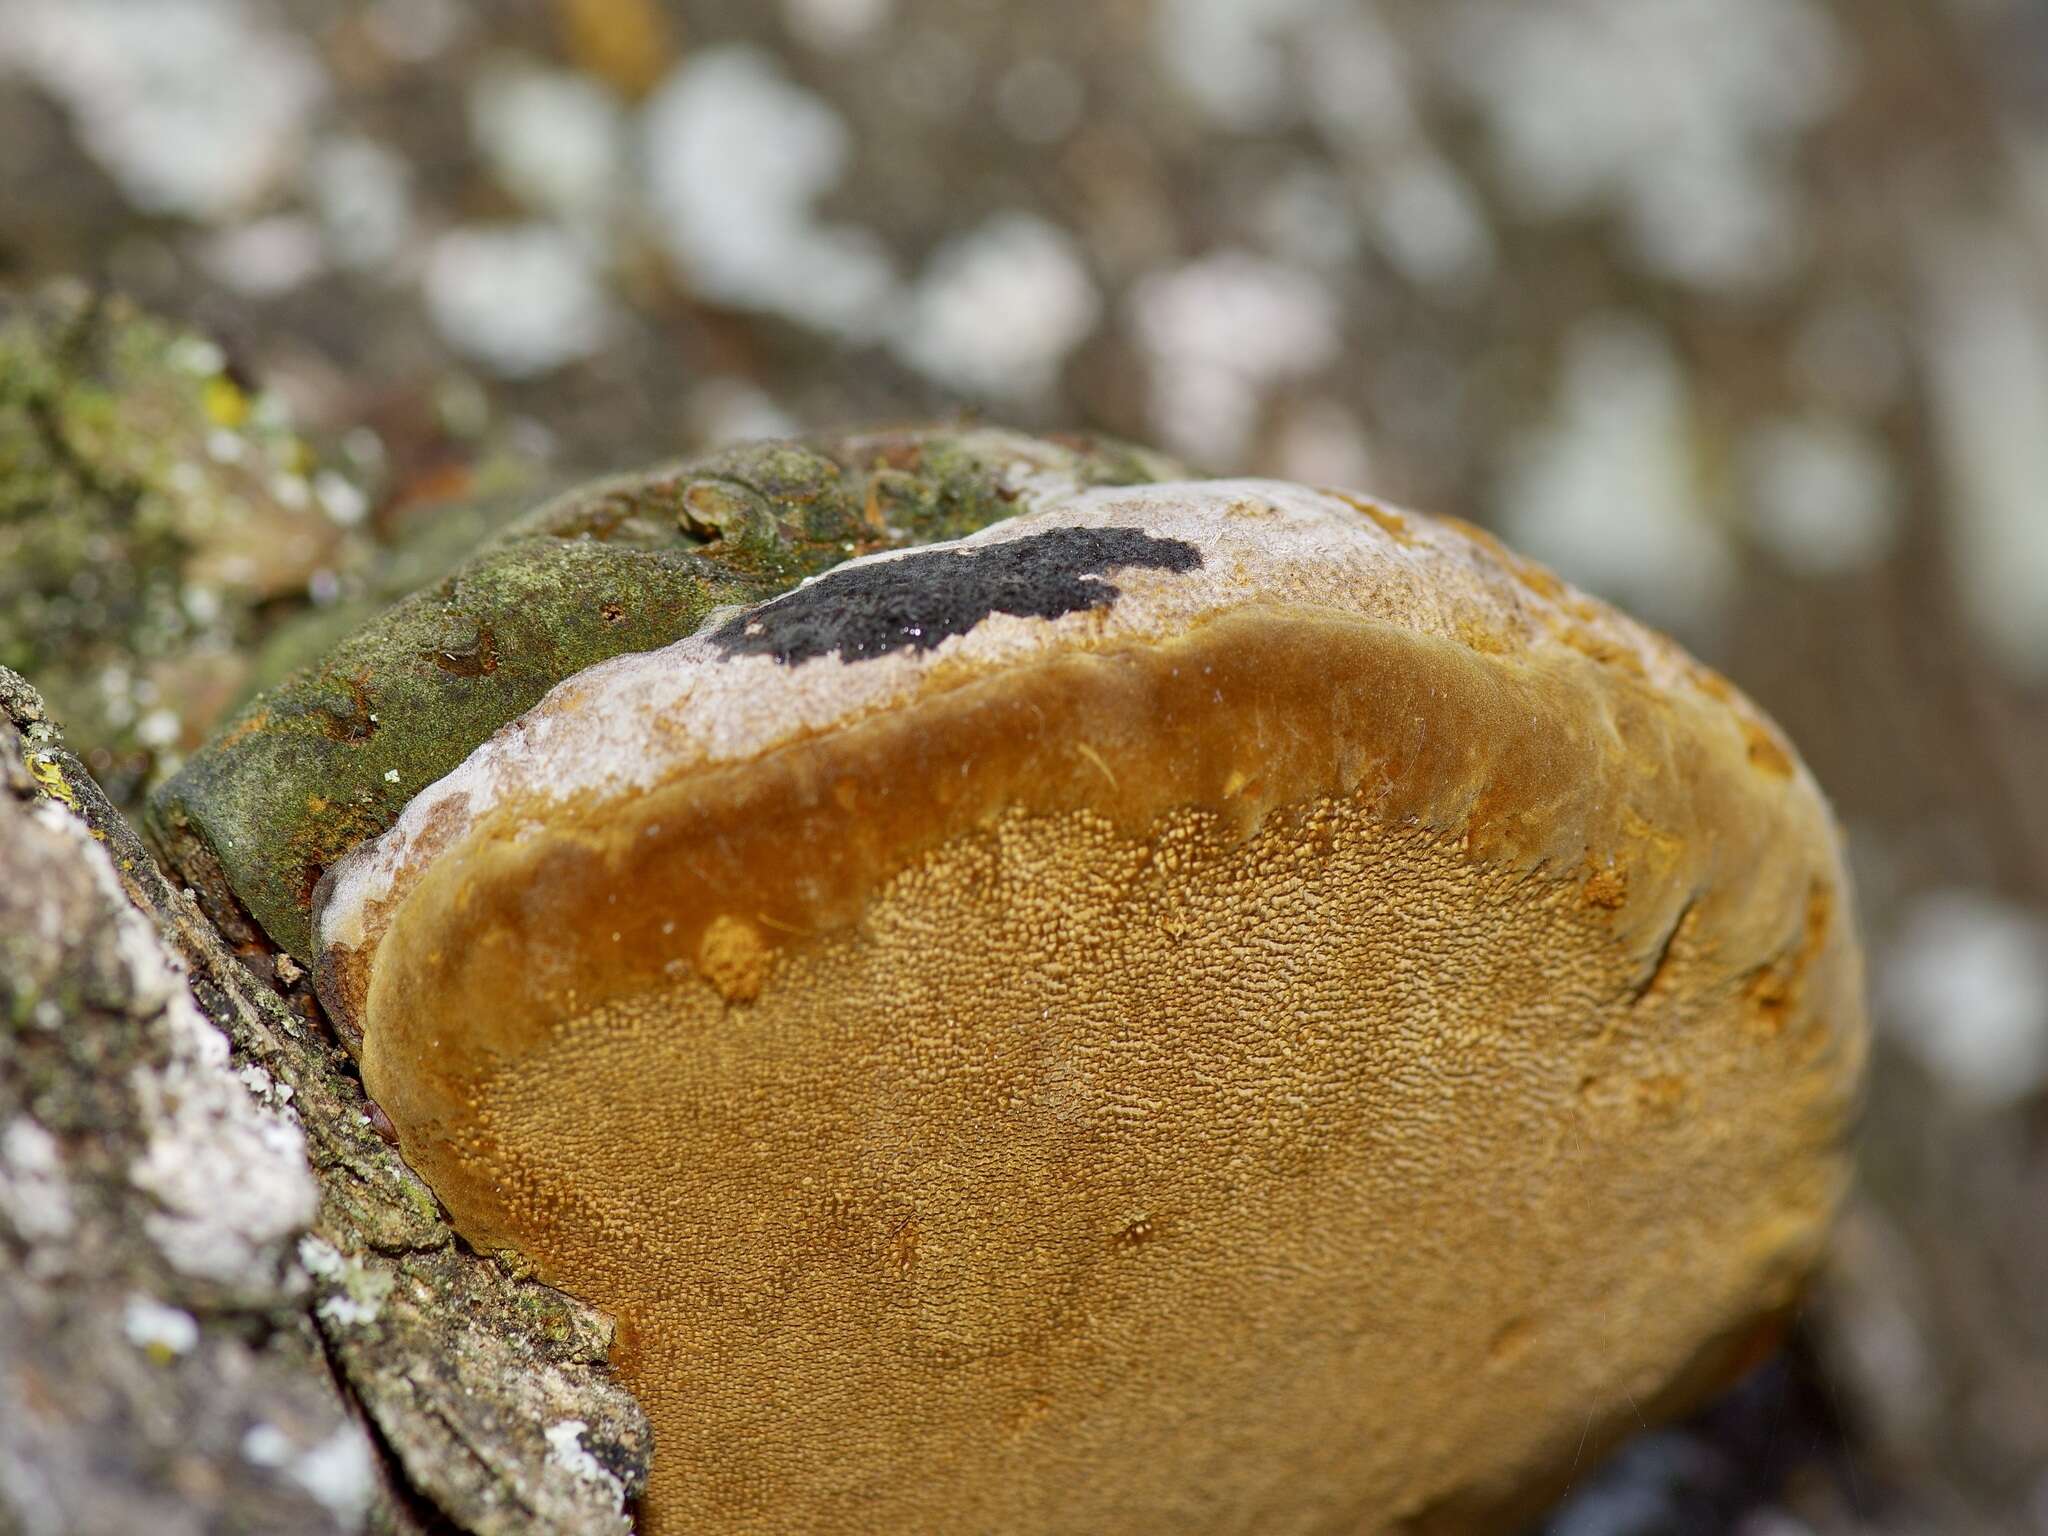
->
xmin=710 ymin=526 xmax=1202 ymax=666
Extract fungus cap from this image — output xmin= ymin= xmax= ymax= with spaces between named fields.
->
xmin=317 ymin=478 xmax=1865 ymax=1534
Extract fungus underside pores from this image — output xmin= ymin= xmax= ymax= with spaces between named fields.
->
xmin=303 ymin=466 xmax=1863 ymax=1535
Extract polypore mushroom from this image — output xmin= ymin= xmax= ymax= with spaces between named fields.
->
xmin=315 ymin=476 xmax=1864 ymax=1533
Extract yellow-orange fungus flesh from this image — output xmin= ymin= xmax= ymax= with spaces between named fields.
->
xmin=352 ymin=598 xmax=1862 ymax=1533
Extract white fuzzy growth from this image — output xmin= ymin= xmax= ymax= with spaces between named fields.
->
xmin=200 ymin=216 xmax=326 ymax=298
xmin=1498 ymin=317 xmax=1732 ymax=634
xmin=1884 ymin=889 xmax=2048 ymax=1108
xmin=319 ymin=477 xmax=1693 ymax=967
xmin=240 ymin=1417 xmax=377 ymax=1522
xmin=0 ymin=0 xmax=323 ymax=220
xmin=298 ymin=1234 xmax=391 ymax=1327
xmin=0 ymin=1117 xmax=74 ymax=1247
xmin=287 ymin=1427 xmax=378 ymax=1524
xmin=641 ymin=47 xmax=896 ymax=338
xmin=1447 ymin=0 xmax=1845 ymax=290
xmin=309 ymin=136 xmax=414 ymax=272
xmin=469 ymin=65 xmax=626 ymax=228
xmin=781 ymin=0 xmax=893 ymax=52
xmin=237 ymin=1062 xmax=295 ymax=1109
xmin=1130 ymin=253 xmax=1340 ymax=464
xmin=1155 ymin=0 xmax=1406 ymax=140
xmin=122 ymin=1295 xmax=200 ymax=1358
xmin=546 ymin=1419 xmax=623 ymax=1495
xmin=1922 ymin=230 xmax=2048 ymax=678
xmin=423 ymin=225 xmax=613 ymax=379
xmin=894 ymin=214 xmax=1100 ymax=402
xmin=20 ymin=801 xmax=320 ymax=1289
xmin=1742 ymin=418 xmax=1901 ymax=577
xmin=129 ymin=982 xmax=319 ymax=1287
xmin=297 ymin=1233 xmax=348 ymax=1282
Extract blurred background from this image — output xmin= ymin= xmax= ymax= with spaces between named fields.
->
xmin=2 ymin=1 xmax=2044 ymax=1531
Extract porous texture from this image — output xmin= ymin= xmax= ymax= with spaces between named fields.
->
xmin=320 ymin=479 xmax=1867 ymax=1534
xmin=150 ymin=428 xmax=1178 ymax=965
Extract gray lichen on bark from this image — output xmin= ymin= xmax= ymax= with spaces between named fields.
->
xmin=0 ymin=668 xmax=651 ymax=1536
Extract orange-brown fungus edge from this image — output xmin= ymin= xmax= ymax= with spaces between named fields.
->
xmin=336 ymin=550 xmax=1864 ymax=1535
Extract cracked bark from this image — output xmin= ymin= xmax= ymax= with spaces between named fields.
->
xmin=0 ymin=667 xmax=652 ymax=1536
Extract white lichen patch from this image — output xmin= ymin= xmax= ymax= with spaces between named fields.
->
xmin=893 ymin=214 xmax=1101 ymax=402
xmin=315 ymin=470 xmax=370 ymax=529
xmin=1130 ymin=251 xmax=1340 ymax=464
xmin=641 ymin=46 xmax=897 ymax=338
xmin=781 ymin=0 xmax=893 ymax=52
xmin=298 ymin=1234 xmax=394 ymax=1327
xmin=546 ymin=1419 xmax=623 ymax=1496
xmin=1444 ymin=0 xmax=1845 ymax=289
xmin=1156 ymin=0 xmax=1404 ymax=140
xmin=1922 ymin=230 xmax=2048 ymax=678
xmin=236 ymin=1062 xmax=294 ymax=1110
xmin=1741 ymin=418 xmax=1901 ymax=577
xmin=363 ymin=0 xmax=470 ymax=62
xmin=285 ymin=1426 xmax=378 ymax=1524
xmin=685 ymin=378 xmax=800 ymax=446
xmin=240 ymin=1421 xmax=295 ymax=1467
xmin=122 ymin=1295 xmax=200 ymax=1361
xmin=22 ymin=801 xmax=320 ymax=1289
xmin=247 ymin=1418 xmax=379 ymax=1524
xmin=468 ymin=64 xmax=627 ymax=228
xmin=128 ymin=982 xmax=319 ymax=1288
xmin=423 ymin=225 xmax=615 ymax=378
xmin=0 ymin=0 xmax=323 ymax=221
xmin=1497 ymin=317 xmax=1732 ymax=634
xmin=1255 ymin=165 xmax=1366 ymax=272
xmin=200 ymin=216 xmax=326 ymax=298
xmin=1370 ymin=150 xmax=1495 ymax=291
xmin=1883 ymin=888 xmax=2048 ymax=1108
xmin=308 ymin=136 xmax=414 ymax=272
xmin=1272 ymin=398 xmax=1374 ymax=489
xmin=0 ymin=1116 xmax=75 ymax=1247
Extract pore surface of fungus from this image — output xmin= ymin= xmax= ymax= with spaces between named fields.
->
xmin=316 ymin=477 xmax=1866 ymax=1534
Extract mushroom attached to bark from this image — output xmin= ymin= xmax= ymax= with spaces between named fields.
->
xmin=315 ymin=477 xmax=1865 ymax=1534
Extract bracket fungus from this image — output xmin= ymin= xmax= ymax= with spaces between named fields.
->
xmin=313 ymin=472 xmax=1864 ymax=1533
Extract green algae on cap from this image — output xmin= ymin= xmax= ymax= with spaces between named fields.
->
xmin=147 ymin=428 xmax=1179 ymax=963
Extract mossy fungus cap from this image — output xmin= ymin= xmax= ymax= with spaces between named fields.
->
xmin=316 ymin=476 xmax=1865 ymax=1535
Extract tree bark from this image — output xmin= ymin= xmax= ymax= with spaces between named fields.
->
xmin=0 ymin=666 xmax=650 ymax=1536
